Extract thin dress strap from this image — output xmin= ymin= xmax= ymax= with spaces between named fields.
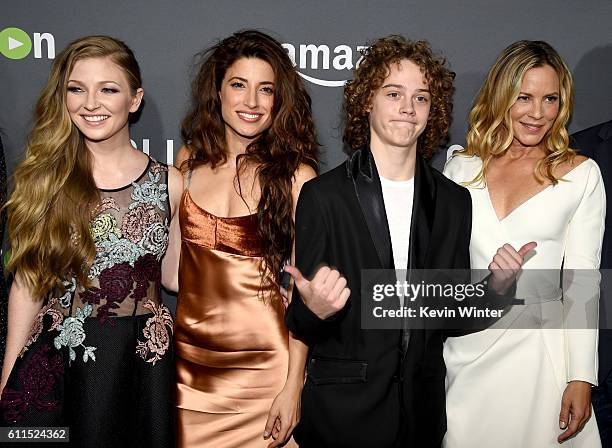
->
xmin=184 ymin=169 xmax=193 ymax=190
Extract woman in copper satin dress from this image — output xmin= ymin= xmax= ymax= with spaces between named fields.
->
xmin=165 ymin=30 xmax=319 ymax=447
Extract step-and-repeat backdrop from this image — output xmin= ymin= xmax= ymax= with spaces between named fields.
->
xmin=2 ymin=0 xmax=612 ymax=310
xmin=2 ymin=0 xmax=612 ymax=173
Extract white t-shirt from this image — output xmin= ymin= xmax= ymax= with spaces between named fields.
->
xmin=380 ymin=175 xmax=415 ymax=271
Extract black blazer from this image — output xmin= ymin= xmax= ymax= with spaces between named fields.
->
xmin=571 ymin=120 xmax=612 ymax=385
xmin=286 ymin=147 xmax=472 ymax=448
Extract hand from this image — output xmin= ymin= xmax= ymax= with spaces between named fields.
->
xmin=279 ymin=287 xmax=289 ymax=308
xmin=488 ymin=242 xmax=537 ymax=294
xmin=558 ymin=381 xmax=592 ymax=443
xmin=263 ymin=383 xmax=302 ymax=447
xmin=284 ymin=265 xmax=350 ymax=320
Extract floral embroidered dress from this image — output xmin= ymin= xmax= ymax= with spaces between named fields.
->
xmin=0 ymin=158 xmax=175 ymax=447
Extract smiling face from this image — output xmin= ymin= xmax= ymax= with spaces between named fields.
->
xmin=368 ymin=58 xmax=431 ymax=154
xmin=66 ymin=56 xmax=143 ymax=145
xmin=219 ymin=57 xmax=275 ymax=146
xmin=509 ymin=64 xmax=560 ymax=148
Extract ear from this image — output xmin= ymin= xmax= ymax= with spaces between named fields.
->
xmin=130 ymin=88 xmax=144 ymax=113
xmin=365 ymin=93 xmax=374 ymax=113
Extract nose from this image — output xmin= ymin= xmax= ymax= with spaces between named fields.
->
xmin=244 ymin=86 xmax=258 ymax=109
xmin=399 ymin=97 xmax=415 ymax=115
xmin=529 ymin=100 xmax=544 ymax=119
xmin=84 ymin=90 xmax=100 ymax=111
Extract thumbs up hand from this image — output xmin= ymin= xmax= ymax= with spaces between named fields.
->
xmin=284 ymin=265 xmax=350 ymax=320
xmin=488 ymin=242 xmax=537 ymax=294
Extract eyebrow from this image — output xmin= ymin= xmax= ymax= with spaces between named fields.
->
xmin=518 ymin=91 xmax=559 ymax=96
xmin=227 ymin=76 xmax=274 ymax=86
xmin=381 ymin=84 xmax=430 ymax=92
xmin=382 ymin=84 xmax=404 ymax=89
xmin=67 ymin=80 xmax=122 ymax=86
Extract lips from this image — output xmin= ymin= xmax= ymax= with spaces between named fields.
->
xmin=391 ymin=120 xmax=418 ymax=126
xmin=237 ymin=112 xmax=263 ymax=122
xmin=82 ymin=115 xmax=110 ymax=123
xmin=520 ymin=122 xmax=544 ymax=133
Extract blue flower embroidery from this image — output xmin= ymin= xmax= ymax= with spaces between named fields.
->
xmin=54 ymin=304 xmax=97 ymax=364
xmin=129 ymin=170 xmax=168 ymax=211
xmin=58 ymin=277 xmax=76 ymax=309
xmin=89 ymin=234 xmax=146 ymax=279
xmin=140 ymin=220 xmax=169 ymax=259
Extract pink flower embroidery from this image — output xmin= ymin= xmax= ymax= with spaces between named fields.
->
xmin=91 ymin=197 xmax=120 ymax=218
xmin=121 ymin=204 xmax=162 ymax=243
xmin=19 ymin=298 xmax=64 ymax=358
xmin=135 ymin=300 xmax=173 ymax=365
xmin=150 ymin=162 xmax=168 ymax=175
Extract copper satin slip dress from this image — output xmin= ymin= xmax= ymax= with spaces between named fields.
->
xmin=175 ymin=186 xmax=297 ymax=447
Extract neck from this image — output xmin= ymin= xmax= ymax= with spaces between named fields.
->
xmin=225 ymin=129 xmax=257 ymax=163
xmin=86 ymin=125 xmax=136 ymax=168
xmin=505 ymin=140 xmax=545 ymax=160
xmin=370 ymin=137 xmax=416 ymax=181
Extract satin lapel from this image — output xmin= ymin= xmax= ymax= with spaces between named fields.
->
xmin=349 ymin=147 xmax=394 ymax=269
xmin=408 ymin=153 xmax=437 ymax=270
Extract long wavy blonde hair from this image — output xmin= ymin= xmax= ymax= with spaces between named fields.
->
xmin=6 ymin=35 xmax=142 ymax=300
xmin=460 ymin=40 xmax=575 ymax=186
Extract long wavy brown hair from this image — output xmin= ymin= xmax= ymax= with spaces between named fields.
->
xmin=459 ymin=40 xmax=575 ymax=186
xmin=181 ymin=29 xmax=319 ymax=286
xmin=343 ymin=35 xmax=455 ymax=158
xmin=6 ymin=36 xmax=143 ymax=299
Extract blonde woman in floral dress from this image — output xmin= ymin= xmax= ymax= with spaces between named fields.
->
xmin=0 ymin=36 xmax=182 ymax=447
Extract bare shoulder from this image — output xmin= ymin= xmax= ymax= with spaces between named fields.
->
xmin=167 ymin=164 xmax=183 ymax=185
xmin=175 ymin=146 xmax=192 ymax=172
xmin=291 ymin=164 xmax=317 ymax=208
xmin=292 ymin=164 xmax=317 ymax=188
xmin=166 ymin=165 xmax=184 ymax=216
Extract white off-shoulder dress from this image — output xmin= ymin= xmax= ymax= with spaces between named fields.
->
xmin=443 ymin=148 xmax=604 ymax=448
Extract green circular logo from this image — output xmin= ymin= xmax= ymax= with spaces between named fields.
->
xmin=0 ymin=27 xmax=32 ymax=59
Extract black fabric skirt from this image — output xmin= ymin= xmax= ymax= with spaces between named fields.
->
xmin=1 ymin=313 xmax=175 ymax=448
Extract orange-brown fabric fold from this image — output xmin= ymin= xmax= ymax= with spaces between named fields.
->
xmin=176 ymin=191 xmax=296 ymax=448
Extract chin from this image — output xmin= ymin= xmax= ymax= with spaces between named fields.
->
xmin=232 ymin=125 xmax=268 ymax=140
xmin=78 ymin=126 xmax=119 ymax=143
xmin=79 ymin=130 xmax=107 ymax=141
xmin=83 ymin=134 xmax=112 ymax=143
xmin=516 ymin=135 xmax=546 ymax=147
xmin=241 ymin=127 xmax=265 ymax=137
xmin=392 ymin=137 xmax=419 ymax=149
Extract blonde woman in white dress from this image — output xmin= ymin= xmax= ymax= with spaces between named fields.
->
xmin=443 ymin=40 xmax=603 ymax=447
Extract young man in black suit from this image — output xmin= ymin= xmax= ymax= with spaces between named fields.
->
xmin=284 ymin=36 xmax=530 ymax=448
xmin=572 ymin=120 xmax=612 ymax=446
